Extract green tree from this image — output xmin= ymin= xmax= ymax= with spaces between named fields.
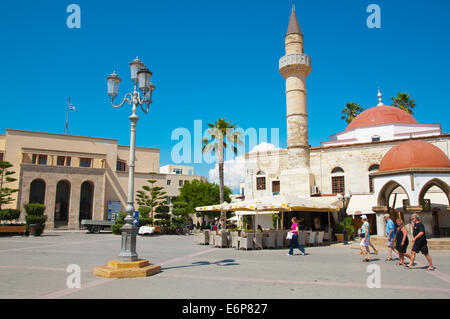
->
xmin=136 ymin=178 xmax=167 ymax=226
xmin=341 ymin=102 xmax=365 ymax=124
xmin=0 ymin=161 xmax=19 ymax=210
xmin=176 ymin=180 xmax=232 ymax=222
xmin=171 ymin=197 xmax=189 ymax=226
xmin=202 ymin=118 xmax=243 ymax=227
xmin=391 ymin=92 xmax=416 ymax=114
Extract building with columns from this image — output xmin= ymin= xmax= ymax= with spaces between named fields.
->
xmin=0 ymin=129 xmax=205 ymax=230
xmin=242 ymin=7 xmax=450 ymax=237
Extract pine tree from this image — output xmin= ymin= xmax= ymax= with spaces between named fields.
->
xmin=0 ymin=161 xmax=19 ymax=210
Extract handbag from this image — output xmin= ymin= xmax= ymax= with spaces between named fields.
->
xmin=286 ymin=232 xmax=293 ymax=240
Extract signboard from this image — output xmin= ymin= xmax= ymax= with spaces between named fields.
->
xmin=108 ymin=201 xmax=122 ymax=222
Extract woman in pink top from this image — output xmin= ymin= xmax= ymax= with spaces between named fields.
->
xmin=288 ymin=217 xmax=306 ymax=256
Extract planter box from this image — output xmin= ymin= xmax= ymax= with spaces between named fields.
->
xmin=335 ymin=233 xmax=344 ymax=242
xmin=0 ymin=225 xmax=26 ymax=233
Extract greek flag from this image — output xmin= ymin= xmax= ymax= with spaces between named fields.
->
xmin=69 ymin=103 xmax=77 ymax=112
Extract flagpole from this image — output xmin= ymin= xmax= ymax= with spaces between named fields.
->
xmin=65 ymin=97 xmax=70 ymax=135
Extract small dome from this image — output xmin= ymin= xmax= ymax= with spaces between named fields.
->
xmin=346 ymin=104 xmax=418 ymax=131
xmin=379 ymin=140 xmax=450 ymax=172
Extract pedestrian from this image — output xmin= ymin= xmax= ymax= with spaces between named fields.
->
xmin=407 ymin=214 xmax=435 ymax=271
xmin=384 ymin=214 xmax=395 ymax=261
xmin=360 ymin=215 xmax=371 ymax=262
xmin=287 ymin=217 xmax=306 ymax=256
xmin=394 ymin=219 xmax=409 ymax=265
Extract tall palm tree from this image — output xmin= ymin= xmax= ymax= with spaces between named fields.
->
xmin=391 ymin=92 xmax=416 ymax=114
xmin=341 ymin=102 xmax=365 ymax=124
xmin=202 ymin=118 xmax=243 ymax=228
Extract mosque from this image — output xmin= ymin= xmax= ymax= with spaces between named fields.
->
xmin=241 ymin=7 xmax=450 ymax=237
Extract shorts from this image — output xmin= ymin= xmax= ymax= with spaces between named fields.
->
xmin=387 ymin=238 xmax=394 ymax=247
xmin=360 ymin=238 xmax=369 ymax=247
xmin=412 ymin=241 xmax=429 ymax=255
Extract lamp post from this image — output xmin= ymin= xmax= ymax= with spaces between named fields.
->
xmin=337 ymin=191 xmax=352 ymax=245
xmin=106 ymin=57 xmax=155 ymax=262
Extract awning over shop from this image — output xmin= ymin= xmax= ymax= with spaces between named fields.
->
xmin=345 ymin=194 xmax=376 ymax=215
xmin=195 ymin=195 xmax=339 ymax=214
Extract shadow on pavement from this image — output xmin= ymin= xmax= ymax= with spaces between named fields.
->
xmin=162 ymin=259 xmax=240 ymax=271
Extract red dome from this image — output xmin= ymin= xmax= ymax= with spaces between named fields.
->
xmin=379 ymin=140 xmax=450 ymax=172
xmin=346 ymin=105 xmax=418 ymax=131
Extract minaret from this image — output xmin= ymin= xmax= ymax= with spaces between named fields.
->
xmin=279 ymin=6 xmax=314 ymax=197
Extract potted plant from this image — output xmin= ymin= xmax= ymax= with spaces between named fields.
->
xmin=334 ymin=217 xmax=355 ymax=242
xmin=0 ymin=209 xmax=25 ymax=234
xmin=24 ymin=203 xmax=47 ymax=236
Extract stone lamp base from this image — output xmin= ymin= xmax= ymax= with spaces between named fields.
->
xmin=93 ymin=259 xmax=161 ymax=278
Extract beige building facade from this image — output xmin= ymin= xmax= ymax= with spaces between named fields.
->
xmin=0 ymin=129 xmax=205 ymax=230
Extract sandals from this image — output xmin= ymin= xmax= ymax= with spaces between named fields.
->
xmin=362 ymin=258 xmax=370 ymax=262
xmin=385 ymin=257 xmax=393 ymax=261
xmin=427 ymin=267 xmax=435 ymax=271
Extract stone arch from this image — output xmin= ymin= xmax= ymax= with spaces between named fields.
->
xmin=377 ymin=180 xmax=410 ymax=207
xmin=331 ymin=167 xmax=344 ymax=174
xmin=418 ymin=178 xmax=450 ymax=206
xmin=29 ymin=179 xmax=46 ymax=204
xmin=79 ymin=181 xmax=94 ymax=222
xmin=54 ymin=180 xmax=71 ymax=227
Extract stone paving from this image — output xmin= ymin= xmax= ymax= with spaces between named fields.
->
xmin=0 ymin=232 xmax=449 ymax=299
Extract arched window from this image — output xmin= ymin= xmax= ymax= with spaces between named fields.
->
xmin=79 ymin=181 xmax=94 ymax=222
xmin=331 ymin=167 xmax=344 ymax=174
xmin=29 ymin=179 xmax=46 ymax=204
xmin=331 ymin=167 xmax=345 ymax=194
xmin=368 ymin=164 xmax=380 ymax=193
xmin=55 ymin=180 xmax=71 ymax=227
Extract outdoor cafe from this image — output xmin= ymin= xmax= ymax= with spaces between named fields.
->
xmin=193 ymin=195 xmax=340 ymax=250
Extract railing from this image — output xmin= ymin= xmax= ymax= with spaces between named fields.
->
xmin=279 ymin=53 xmax=311 ymax=70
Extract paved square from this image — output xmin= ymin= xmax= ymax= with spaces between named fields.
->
xmin=1 ymin=232 xmax=449 ymax=299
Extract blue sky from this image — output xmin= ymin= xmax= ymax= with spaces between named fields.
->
xmin=1 ymin=0 xmax=449 ymax=189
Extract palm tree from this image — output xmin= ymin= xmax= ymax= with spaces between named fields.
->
xmin=202 ymin=118 xmax=243 ymax=228
xmin=341 ymin=102 xmax=365 ymax=124
xmin=391 ymin=92 xmax=416 ymax=114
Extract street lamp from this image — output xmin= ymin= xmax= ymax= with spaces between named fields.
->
xmin=106 ymin=57 xmax=156 ymax=262
xmin=337 ymin=191 xmax=352 ymax=245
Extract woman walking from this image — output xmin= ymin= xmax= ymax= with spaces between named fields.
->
xmin=395 ymin=219 xmax=409 ymax=265
xmin=360 ymin=215 xmax=371 ymax=262
xmin=287 ymin=217 xmax=306 ymax=256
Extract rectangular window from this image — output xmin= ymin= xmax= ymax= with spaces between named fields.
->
xmin=179 ymin=180 xmax=183 ymax=187
xmin=369 ymin=175 xmax=374 ymax=193
xmin=80 ymin=158 xmax=92 ymax=168
xmin=38 ymin=155 xmax=47 ymax=165
xmin=272 ymin=180 xmax=280 ymax=193
xmin=174 ymin=169 xmax=183 ymax=175
xmin=167 ymin=197 xmax=172 ymax=205
xmin=32 ymin=154 xmax=37 ymax=164
xmin=57 ymin=156 xmax=65 ymax=166
xmin=0 ymin=152 xmax=4 ymax=161
xmin=256 ymin=177 xmax=266 ymax=190
xmin=167 ymin=180 xmax=171 ymax=186
xmin=66 ymin=157 xmax=71 ymax=167
xmin=332 ymin=176 xmax=345 ymax=194
xmin=116 ymin=161 xmax=126 ymax=171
